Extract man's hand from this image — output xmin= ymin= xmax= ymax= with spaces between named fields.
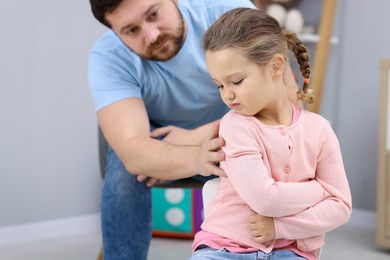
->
xmin=136 ymin=175 xmax=160 ymax=187
xmin=151 ymin=124 xmax=212 ymax=145
xmin=197 ymin=121 xmax=226 ymax=177
xmin=150 ymin=126 xmax=197 ymax=145
xmin=248 ymin=214 xmax=276 ymax=243
xmin=151 ymin=121 xmax=226 ymax=177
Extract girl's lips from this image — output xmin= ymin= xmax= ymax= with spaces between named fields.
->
xmin=229 ymin=103 xmax=240 ymax=109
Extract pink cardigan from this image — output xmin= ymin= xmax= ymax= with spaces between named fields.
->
xmin=194 ymin=108 xmax=352 ymax=257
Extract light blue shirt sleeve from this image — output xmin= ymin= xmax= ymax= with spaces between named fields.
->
xmin=88 ymin=33 xmax=142 ymax=111
xmin=88 ymin=0 xmax=257 ymax=128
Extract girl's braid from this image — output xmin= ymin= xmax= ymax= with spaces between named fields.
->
xmin=285 ymin=31 xmax=314 ymax=104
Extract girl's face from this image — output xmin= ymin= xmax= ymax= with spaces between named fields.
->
xmin=205 ymin=48 xmax=284 ymax=121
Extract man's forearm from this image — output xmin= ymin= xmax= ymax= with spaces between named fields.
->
xmin=116 ymin=136 xmax=201 ymax=180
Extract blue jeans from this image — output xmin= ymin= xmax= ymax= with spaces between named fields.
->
xmin=190 ymin=247 xmax=307 ymax=260
xmin=101 ymin=146 xmax=212 ymax=259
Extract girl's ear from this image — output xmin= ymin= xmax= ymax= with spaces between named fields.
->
xmin=270 ymin=54 xmax=286 ymax=80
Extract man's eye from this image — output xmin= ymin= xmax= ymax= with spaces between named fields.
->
xmin=127 ymin=27 xmax=139 ymax=35
xmin=233 ymin=79 xmax=243 ymax=85
xmin=151 ymin=11 xmax=158 ymax=18
xmin=149 ymin=10 xmax=158 ymax=21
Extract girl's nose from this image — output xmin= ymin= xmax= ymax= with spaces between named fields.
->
xmin=223 ymin=89 xmax=235 ymax=101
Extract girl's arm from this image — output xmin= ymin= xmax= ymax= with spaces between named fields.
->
xmin=220 ymin=117 xmax=326 ymax=217
xmin=273 ymin=130 xmax=352 ymax=239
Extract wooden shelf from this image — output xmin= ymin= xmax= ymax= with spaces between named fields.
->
xmin=377 ymin=59 xmax=390 ymax=250
xmin=298 ymin=33 xmax=339 ymax=44
xmin=252 ymin=0 xmax=339 ymax=113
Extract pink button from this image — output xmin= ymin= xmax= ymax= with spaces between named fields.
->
xmin=280 ymin=129 xmax=287 ymax=135
xmin=284 ymin=167 xmax=291 ymax=174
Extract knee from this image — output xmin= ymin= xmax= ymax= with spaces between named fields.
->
xmin=103 ymin=148 xmax=148 ymax=197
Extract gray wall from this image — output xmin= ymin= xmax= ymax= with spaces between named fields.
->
xmin=333 ymin=0 xmax=390 ymax=211
xmin=0 ymin=0 xmax=388 ymax=228
xmin=0 ymin=1 xmax=106 ymax=227
xmin=298 ymin=0 xmax=390 ymax=212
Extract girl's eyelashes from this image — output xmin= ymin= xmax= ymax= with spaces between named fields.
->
xmin=233 ymin=79 xmax=244 ymax=85
xmin=212 ymin=81 xmax=223 ymax=89
xmin=213 ymin=78 xmax=243 ymax=89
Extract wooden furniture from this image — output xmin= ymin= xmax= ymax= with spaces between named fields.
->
xmin=307 ymin=0 xmax=337 ymax=113
xmin=253 ymin=0 xmax=338 ymax=114
xmin=377 ymin=59 xmax=390 ymax=250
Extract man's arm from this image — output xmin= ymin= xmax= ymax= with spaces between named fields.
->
xmin=150 ymin=120 xmax=219 ymax=146
xmin=98 ymin=97 xmax=225 ymax=180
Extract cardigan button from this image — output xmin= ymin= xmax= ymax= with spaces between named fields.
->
xmin=284 ymin=167 xmax=291 ymax=174
xmin=280 ymin=129 xmax=287 ymax=135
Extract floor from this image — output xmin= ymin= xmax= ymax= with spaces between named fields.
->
xmin=0 ymin=224 xmax=389 ymax=260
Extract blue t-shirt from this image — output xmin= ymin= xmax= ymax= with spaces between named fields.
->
xmin=88 ymin=0 xmax=255 ymax=129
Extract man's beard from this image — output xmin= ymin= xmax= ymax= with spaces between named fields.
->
xmin=143 ymin=8 xmax=185 ymax=61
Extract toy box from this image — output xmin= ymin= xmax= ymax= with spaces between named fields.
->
xmin=152 ymin=187 xmax=204 ymax=238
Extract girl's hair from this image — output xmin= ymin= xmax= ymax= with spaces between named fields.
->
xmin=202 ymin=8 xmax=314 ymax=104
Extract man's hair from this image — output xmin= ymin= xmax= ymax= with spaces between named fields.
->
xmin=89 ymin=0 xmax=123 ymax=28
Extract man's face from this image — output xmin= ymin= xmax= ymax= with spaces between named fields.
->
xmin=106 ymin=0 xmax=186 ymax=61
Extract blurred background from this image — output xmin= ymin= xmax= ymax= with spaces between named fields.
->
xmin=1 ymin=0 xmax=390 ymax=258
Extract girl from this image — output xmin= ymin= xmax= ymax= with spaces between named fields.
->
xmin=190 ymin=8 xmax=352 ymax=260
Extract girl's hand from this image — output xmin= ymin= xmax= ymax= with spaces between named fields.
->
xmin=248 ymin=214 xmax=276 ymax=243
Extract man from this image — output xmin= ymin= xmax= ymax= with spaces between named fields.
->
xmin=88 ymin=0 xmax=292 ymax=258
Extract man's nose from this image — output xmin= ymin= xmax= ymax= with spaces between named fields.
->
xmin=143 ymin=23 xmax=160 ymax=44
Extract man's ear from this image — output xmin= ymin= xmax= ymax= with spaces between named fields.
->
xmin=270 ymin=54 xmax=286 ymax=79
